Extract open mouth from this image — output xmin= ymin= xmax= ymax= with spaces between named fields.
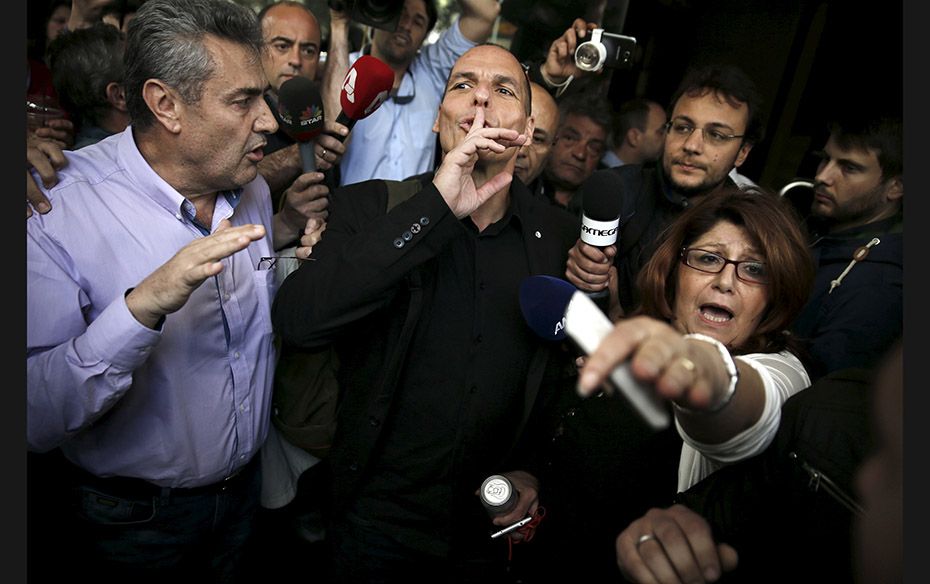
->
xmin=246 ymin=143 xmax=266 ymax=162
xmin=700 ymin=304 xmax=734 ymax=323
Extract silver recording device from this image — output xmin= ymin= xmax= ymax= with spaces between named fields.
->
xmin=574 ymin=29 xmax=637 ymax=73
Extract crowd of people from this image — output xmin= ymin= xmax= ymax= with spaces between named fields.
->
xmin=26 ymin=1 xmax=903 ymax=583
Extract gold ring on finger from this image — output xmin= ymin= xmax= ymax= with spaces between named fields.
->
xmin=679 ymin=357 xmax=696 ymax=372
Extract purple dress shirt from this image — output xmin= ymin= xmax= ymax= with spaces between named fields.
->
xmin=27 ymin=127 xmax=277 ymax=488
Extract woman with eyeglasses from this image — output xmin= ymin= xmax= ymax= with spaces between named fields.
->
xmin=514 ymin=187 xmax=816 ymax=583
xmin=579 ymin=187 xmax=815 ymax=491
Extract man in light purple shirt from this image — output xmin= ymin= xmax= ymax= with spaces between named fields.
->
xmin=25 ymin=0 xmax=306 ymax=580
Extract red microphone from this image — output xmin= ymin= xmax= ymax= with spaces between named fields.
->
xmin=335 ymin=55 xmax=394 ymax=140
xmin=277 ymin=76 xmax=326 ymax=171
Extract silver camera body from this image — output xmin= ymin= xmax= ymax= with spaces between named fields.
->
xmin=574 ymin=29 xmax=637 ymax=73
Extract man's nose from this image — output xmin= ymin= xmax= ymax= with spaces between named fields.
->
xmin=815 ymin=160 xmax=837 ymax=186
xmin=473 ymin=84 xmax=490 ymax=107
xmin=682 ymin=128 xmax=705 ymax=153
xmin=255 ymin=98 xmax=278 ymax=134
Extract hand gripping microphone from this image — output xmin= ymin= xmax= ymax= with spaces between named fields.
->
xmin=578 ymin=170 xmax=623 ymax=313
xmin=335 ymin=55 xmax=394 ymax=140
xmin=519 ymin=275 xmax=670 ymax=430
xmin=277 ymin=76 xmax=326 ymax=172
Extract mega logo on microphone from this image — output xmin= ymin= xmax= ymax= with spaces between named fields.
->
xmin=580 ymin=216 xmax=619 ymax=246
xmin=579 ymin=170 xmax=624 ymax=247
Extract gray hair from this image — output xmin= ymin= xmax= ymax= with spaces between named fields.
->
xmin=123 ymin=0 xmax=263 ymax=131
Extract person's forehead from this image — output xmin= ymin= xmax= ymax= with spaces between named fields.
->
xmin=648 ymin=103 xmax=667 ymax=122
xmin=672 ymin=90 xmax=748 ymax=128
xmin=562 ymin=112 xmax=607 ymax=135
xmin=405 ymin=0 xmax=429 ymax=19
xmin=262 ymin=5 xmax=320 ymax=39
xmin=205 ymin=36 xmax=264 ymax=85
xmin=531 ymin=89 xmax=558 ymax=125
xmin=825 ymin=135 xmax=882 ymax=166
xmin=453 ymin=46 xmax=523 ymax=81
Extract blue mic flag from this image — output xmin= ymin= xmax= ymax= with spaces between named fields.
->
xmin=519 ymin=275 xmax=578 ymax=341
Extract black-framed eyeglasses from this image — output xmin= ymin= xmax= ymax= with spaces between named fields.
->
xmin=257 ymin=256 xmax=313 ymax=271
xmin=680 ymin=248 xmax=767 ymax=284
xmin=664 ymin=120 xmax=745 ymax=147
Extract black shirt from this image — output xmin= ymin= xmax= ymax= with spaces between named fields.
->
xmin=354 ymin=190 xmax=540 ymax=556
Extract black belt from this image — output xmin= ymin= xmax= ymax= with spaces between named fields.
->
xmin=67 ymin=454 xmax=259 ymax=499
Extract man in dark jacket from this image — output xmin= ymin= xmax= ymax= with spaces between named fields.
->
xmin=792 ymin=114 xmax=903 ymax=381
xmin=564 ymin=63 xmax=765 ymax=315
xmin=272 ymin=43 xmax=578 ymax=581
xmin=614 ymin=351 xmax=895 ymax=583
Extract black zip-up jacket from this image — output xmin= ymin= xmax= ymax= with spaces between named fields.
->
xmin=793 ymin=213 xmax=903 ymax=381
xmin=675 ymin=366 xmax=876 ymax=583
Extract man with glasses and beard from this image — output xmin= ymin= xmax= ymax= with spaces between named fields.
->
xmin=564 ymin=63 xmax=765 ymax=317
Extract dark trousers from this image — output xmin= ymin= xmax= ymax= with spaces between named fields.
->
xmin=31 ymin=450 xmax=261 ymax=584
xmin=328 ymin=508 xmax=516 ymax=584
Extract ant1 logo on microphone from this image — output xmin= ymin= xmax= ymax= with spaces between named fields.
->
xmin=553 ymin=316 xmax=565 ymax=337
xmin=343 ymin=67 xmax=359 ymax=104
xmin=364 ymin=91 xmax=390 ymax=116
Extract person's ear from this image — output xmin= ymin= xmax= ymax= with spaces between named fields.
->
xmin=733 ymin=141 xmax=754 ymax=168
xmin=142 ymin=79 xmax=182 ymax=134
xmin=626 ymin=127 xmax=641 ymax=148
xmin=885 ymin=176 xmax=903 ymax=202
xmin=523 ymin=115 xmax=535 ymax=143
xmin=105 ymin=82 xmax=127 ymax=112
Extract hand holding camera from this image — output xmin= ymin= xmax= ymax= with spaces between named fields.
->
xmin=574 ymin=29 xmax=637 ymax=73
xmin=540 ymin=18 xmax=599 ymax=86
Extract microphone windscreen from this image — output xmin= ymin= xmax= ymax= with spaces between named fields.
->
xmin=340 ymin=55 xmax=394 ymax=121
xmin=580 ymin=170 xmax=623 ymax=246
xmin=580 ymin=170 xmax=623 ymax=221
xmin=277 ymin=76 xmax=325 ymax=143
xmin=519 ymin=275 xmax=578 ymax=341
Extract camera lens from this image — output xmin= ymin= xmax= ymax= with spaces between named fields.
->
xmin=359 ymin=0 xmax=402 ymax=22
xmin=575 ymin=41 xmax=605 ymax=72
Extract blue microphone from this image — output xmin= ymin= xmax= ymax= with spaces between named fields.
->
xmin=519 ymin=274 xmax=670 ymax=430
xmin=519 ymin=275 xmax=578 ymax=341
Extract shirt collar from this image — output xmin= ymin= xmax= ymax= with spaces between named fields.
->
xmin=117 ymin=126 xmax=243 ymax=232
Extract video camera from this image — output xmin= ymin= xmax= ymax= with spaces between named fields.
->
xmin=328 ymin=0 xmax=405 ymax=32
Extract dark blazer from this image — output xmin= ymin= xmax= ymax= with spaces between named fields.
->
xmin=272 ymin=173 xmax=579 ymax=512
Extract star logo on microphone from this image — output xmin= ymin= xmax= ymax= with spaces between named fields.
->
xmin=297 ymin=103 xmax=324 ymax=128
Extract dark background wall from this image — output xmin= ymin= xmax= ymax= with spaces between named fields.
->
xmin=26 ymin=0 xmax=904 ymax=192
xmin=502 ymin=0 xmax=903 ymax=192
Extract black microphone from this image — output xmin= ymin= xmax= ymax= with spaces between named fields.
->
xmin=276 ymin=76 xmax=326 ymax=172
xmin=519 ymin=275 xmax=670 ymax=430
xmin=578 ymin=170 xmax=623 ymax=313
